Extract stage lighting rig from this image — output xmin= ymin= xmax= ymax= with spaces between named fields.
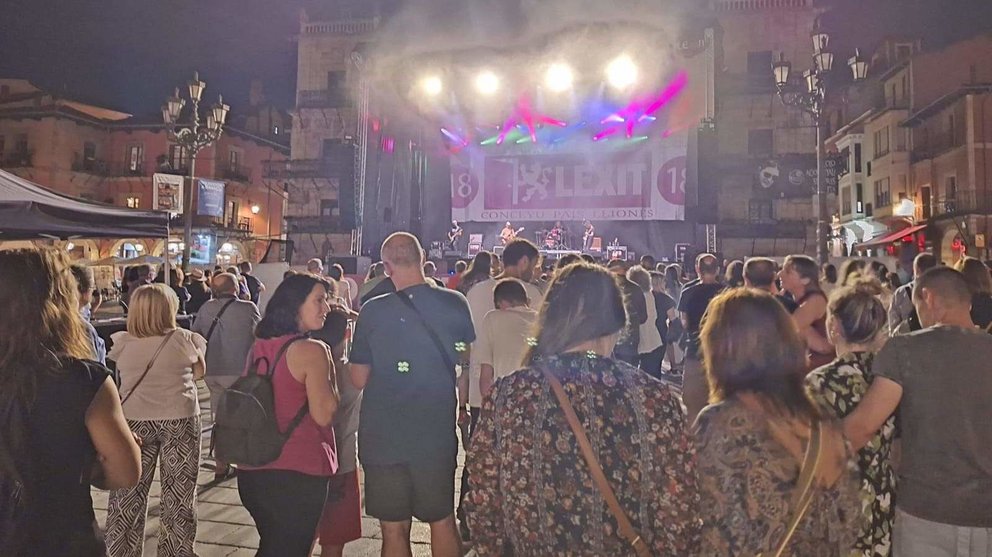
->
xmin=544 ymin=63 xmax=574 ymax=92
xmin=420 ymin=75 xmax=443 ymax=97
xmin=474 ymin=71 xmax=500 ymax=95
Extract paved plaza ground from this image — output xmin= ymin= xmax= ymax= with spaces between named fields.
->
xmin=91 ymin=383 xmax=447 ymax=556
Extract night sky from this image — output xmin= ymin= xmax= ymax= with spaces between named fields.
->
xmin=0 ymin=0 xmax=989 ymax=117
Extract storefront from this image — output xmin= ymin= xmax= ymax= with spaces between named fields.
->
xmin=853 ymin=223 xmax=927 ymax=270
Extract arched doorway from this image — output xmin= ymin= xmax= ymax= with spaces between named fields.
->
xmin=110 ymin=239 xmax=148 ymax=259
xmin=216 ymin=240 xmax=247 ymax=267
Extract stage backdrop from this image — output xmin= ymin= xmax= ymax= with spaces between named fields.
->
xmin=450 ymin=132 xmax=687 ymax=222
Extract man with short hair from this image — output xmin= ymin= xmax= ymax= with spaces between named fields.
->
xmin=889 ymin=252 xmax=938 ymax=335
xmin=607 ymin=258 xmax=649 ymax=365
xmin=678 ymin=253 xmax=724 ymax=420
xmin=306 ymin=257 xmax=324 ymax=275
xmin=640 ymin=254 xmax=656 ymax=271
xmin=423 ymin=261 xmax=445 ymax=288
xmin=476 ymin=278 xmax=537 ymax=404
xmin=191 ymin=272 xmax=261 ymax=479
xmin=447 ymin=260 xmax=468 ymax=290
xmin=326 ymin=264 xmax=353 ymax=310
xmin=359 ymin=262 xmax=392 ymax=305
xmin=350 ymin=233 xmax=474 ymax=557
xmin=744 ymin=257 xmax=798 ymax=313
xmin=845 ymin=267 xmax=992 ymax=556
xmin=333 ymin=263 xmax=359 ymax=308
xmin=69 ymin=264 xmax=106 ymax=364
xmin=238 ymin=261 xmax=265 ymax=305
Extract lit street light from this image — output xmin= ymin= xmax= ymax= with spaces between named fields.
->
xmin=773 ymin=25 xmax=868 ymax=264
xmin=162 ymin=71 xmax=229 ymax=272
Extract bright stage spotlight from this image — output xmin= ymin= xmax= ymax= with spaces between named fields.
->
xmin=544 ymin=63 xmax=574 ymax=92
xmin=606 ymin=55 xmax=638 ymax=89
xmin=474 ymin=71 xmax=500 ymax=96
xmin=420 ymin=75 xmax=443 ymax=97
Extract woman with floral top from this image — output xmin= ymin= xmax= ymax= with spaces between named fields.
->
xmin=694 ymin=288 xmax=860 ymax=556
xmin=464 ymin=262 xmax=701 ymax=556
xmin=806 ymin=284 xmax=895 ymax=557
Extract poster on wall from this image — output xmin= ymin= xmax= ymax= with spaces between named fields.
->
xmin=197 ymin=179 xmax=225 ymax=217
xmin=152 ymin=173 xmax=184 ymax=213
xmin=450 ymin=133 xmax=687 ymax=222
xmin=754 ymin=154 xmax=842 ymax=199
xmin=190 ymin=233 xmax=213 ymax=265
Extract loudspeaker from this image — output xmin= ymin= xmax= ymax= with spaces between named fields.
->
xmin=325 ymin=143 xmax=357 ymax=229
xmin=329 ymin=255 xmax=371 ymax=277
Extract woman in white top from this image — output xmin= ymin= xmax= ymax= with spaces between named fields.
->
xmin=627 ymin=266 xmax=665 ymax=378
xmin=105 ymin=284 xmax=207 ymax=557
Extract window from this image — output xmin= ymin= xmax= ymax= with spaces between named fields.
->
xmin=841 ymin=186 xmax=852 ymax=215
xmin=748 ymin=129 xmax=774 ymax=156
xmin=320 ymin=198 xmax=339 ymax=218
xmin=946 ymin=175 xmax=957 ymax=198
xmin=327 ymin=71 xmax=348 ymax=105
xmin=949 ymin=114 xmax=957 ymax=146
xmin=901 ymin=75 xmax=908 ymax=104
xmin=273 ymin=125 xmax=280 ymax=136
xmin=168 ymin=144 xmax=189 ymax=170
xmin=874 ymin=177 xmax=891 ymax=209
xmin=856 ymin=183 xmax=864 ymax=214
xmin=126 ymin=144 xmax=143 ymax=173
xmin=228 ymin=149 xmax=240 ymax=172
xmin=921 ymin=186 xmax=932 ymax=218
xmin=865 ymin=203 xmax=873 ymax=217
xmin=225 ymin=200 xmax=240 ymax=228
xmin=83 ymin=141 xmax=96 ymax=161
xmin=125 ymin=196 xmax=141 ymax=209
xmin=873 ymin=127 xmax=890 ymax=158
xmin=15 ymin=134 xmax=28 ymax=156
xmin=854 ymin=143 xmax=863 ymax=173
xmin=747 ymin=51 xmax=774 ymax=76
xmin=748 ymin=199 xmax=773 ymax=222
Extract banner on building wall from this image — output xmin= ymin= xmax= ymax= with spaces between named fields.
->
xmin=753 ymin=154 xmax=842 ymax=199
xmin=152 ymin=173 xmax=184 ymax=213
xmin=196 ymin=179 xmax=225 ymax=217
xmin=450 ymin=133 xmax=687 ymax=222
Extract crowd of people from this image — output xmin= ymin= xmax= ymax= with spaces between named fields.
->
xmin=2 ymin=237 xmax=991 ymax=557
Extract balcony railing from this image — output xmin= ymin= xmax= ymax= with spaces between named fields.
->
xmin=911 ymin=132 xmax=962 ymax=162
xmin=1 ymin=151 xmax=34 ymax=168
xmin=72 ymin=157 xmax=150 ymax=177
xmin=932 ymin=191 xmax=992 ymax=218
xmin=221 ymin=164 xmax=252 ymax=182
xmin=297 ymin=89 xmax=353 ymax=109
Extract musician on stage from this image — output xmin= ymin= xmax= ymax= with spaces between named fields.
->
xmin=447 ymin=220 xmax=463 ymax=251
xmin=500 ymin=222 xmax=521 ymax=245
xmin=582 ymin=220 xmax=595 ymax=252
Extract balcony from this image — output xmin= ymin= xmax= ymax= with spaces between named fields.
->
xmin=1 ymin=151 xmax=33 ymax=168
xmin=932 ymin=191 xmax=992 ymax=218
xmin=72 ymin=157 xmax=150 ymax=177
xmin=221 ymin=164 xmax=252 ymax=182
xmin=297 ymin=89 xmax=352 ymax=109
xmin=263 ymin=159 xmax=331 ymax=179
xmin=911 ymin=132 xmax=962 ymax=163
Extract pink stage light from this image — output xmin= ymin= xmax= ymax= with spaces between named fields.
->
xmin=592 ymin=70 xmax=688 ymax=141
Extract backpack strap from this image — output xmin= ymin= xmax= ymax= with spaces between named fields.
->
xmin=121 ymin=329 xmax=178 ymax=406
xmin=203 ymin=298 xmax=238 ymax=342
xmin=263 ymin=335 xmax=311 ymax=438
xmin=394 ymin=291 xmax=458 ymax=384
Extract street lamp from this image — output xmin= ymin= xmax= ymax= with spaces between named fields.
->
xmin=162 ymin=71 xmax=229 ymax=272
xmin=773 ymin=26 xmax=868 ymax=263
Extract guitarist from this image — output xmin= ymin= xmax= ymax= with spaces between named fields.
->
xmin=582 ymin=220 xmax=595 ymax=252
xmin=500 ymin=222 xmax=524 ymax=246
xmin=447 ymin=220 xmax=463 ymax=251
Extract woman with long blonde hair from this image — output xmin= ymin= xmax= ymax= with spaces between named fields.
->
xmin=0 ymin=248 xmax=140 ymax=556
xmin=105 ymin=284 xmax=207 ymax=557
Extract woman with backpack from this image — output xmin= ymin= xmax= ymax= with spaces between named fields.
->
xmin=104 ymin=283 xmax=207 ymax=557
xmin=0 ymin=248 xmax=141 ymax=557
xmin=236 ymin=273 xmax=340 ymax=557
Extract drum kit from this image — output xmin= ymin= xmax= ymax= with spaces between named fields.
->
xmin=537 ymin=226 xmax=571 ymax=250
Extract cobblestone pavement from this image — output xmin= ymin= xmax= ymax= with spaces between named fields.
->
xmin=91 ymin=382 xmax=457 ymax=556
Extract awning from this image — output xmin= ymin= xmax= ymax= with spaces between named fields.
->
xmin=854 ymin=223 xmax=926 ymax=250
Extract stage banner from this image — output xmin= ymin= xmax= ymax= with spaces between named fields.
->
xmin=152 ymin=173 xmax=184 ymax=213
xmin=450 ymin=133 xmax=687 ymax=222
xmin=754 ymin=154 xmax=842 ymax=199
xmin=196 ymin=179 xmax=225 ymax=217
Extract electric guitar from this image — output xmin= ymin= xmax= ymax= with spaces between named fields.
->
xmin=448 ymin=228 xmax=463 ymax=243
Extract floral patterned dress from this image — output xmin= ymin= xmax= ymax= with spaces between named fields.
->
xmin=694 ymin=399 xmax=861 ymax=556
xmin=464 ymin=352 xmax=701 ymax=556
xmin=806 ymin=352 xmax=897 ymax=557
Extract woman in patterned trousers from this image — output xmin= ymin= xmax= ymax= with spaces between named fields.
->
xmin=105 ymin=284 xmax=208 ymax=556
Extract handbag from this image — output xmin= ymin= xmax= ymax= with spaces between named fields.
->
xmin=120 ymin=329 xmax=178 ymax=405
xmin=758 ymin=418 xmax=825 ymax=557
xmin=541 ymin=368 xmax=652 ymax=557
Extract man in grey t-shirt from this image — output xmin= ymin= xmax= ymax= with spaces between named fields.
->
xmin=845 ymin=267 xmax=992 ymax=556
xmin=191 ymin=273 xmax=260 ymax=477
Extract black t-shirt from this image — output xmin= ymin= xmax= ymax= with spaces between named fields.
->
xmin=677 ymin=282 xmax=724 ymax=358
xmin=971 ymin=293 xmax=992 ymax=330
xmin=186 ymin=281 xmax=211 ymax=314
xmin=16 ymin=358 xmax=110 ymax=556
xmin=614 ymin=277 xmax=648 ymax=360
xmin=776 ymin=294 xmax=799 ymax=314
xmin=243 ymin=273 xmax=263 ymax=305
xmin=653 ymin=291 xmax=676 ymax=340
xmin=361 ymin=277 xmax=396 ymax=305
xmin=350 ymin=283 xmax=476 ymax=465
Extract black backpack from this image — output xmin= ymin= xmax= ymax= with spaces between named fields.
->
xmin=213 ymin=336 xmax=309 ymax=466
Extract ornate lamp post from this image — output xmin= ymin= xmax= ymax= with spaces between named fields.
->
xmin=162 ymin=72 xmax=230 ymax=272
xmin=773 ymin=26 xmax=869 ymax=263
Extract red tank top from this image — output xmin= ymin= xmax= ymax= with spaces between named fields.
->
xmin=799 ymin=290 xmax=835 ymax=370
xmin=241 ymin=335 xmax=337 ymax=476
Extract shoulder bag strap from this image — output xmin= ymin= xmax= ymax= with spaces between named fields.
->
xmin=394 ymin=291 xmax=458 ymax=384
xmin=766 ymin=419 xmax=825 ymax=557
xmin=121 ymin=329 xmax=179 ymax=406
xmin=267 ymin=335 xmax=312 ymax=438
xmin=204 ymin=298 xmax=238 ymax=342
xmin=541 ymin=368 xmax=652 ymax=557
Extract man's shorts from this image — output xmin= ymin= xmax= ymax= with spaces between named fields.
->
xmin=364 ymin=456 xmax=457 ymax=523
xmin=317 ymin=470 xmax=362 ymax=546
